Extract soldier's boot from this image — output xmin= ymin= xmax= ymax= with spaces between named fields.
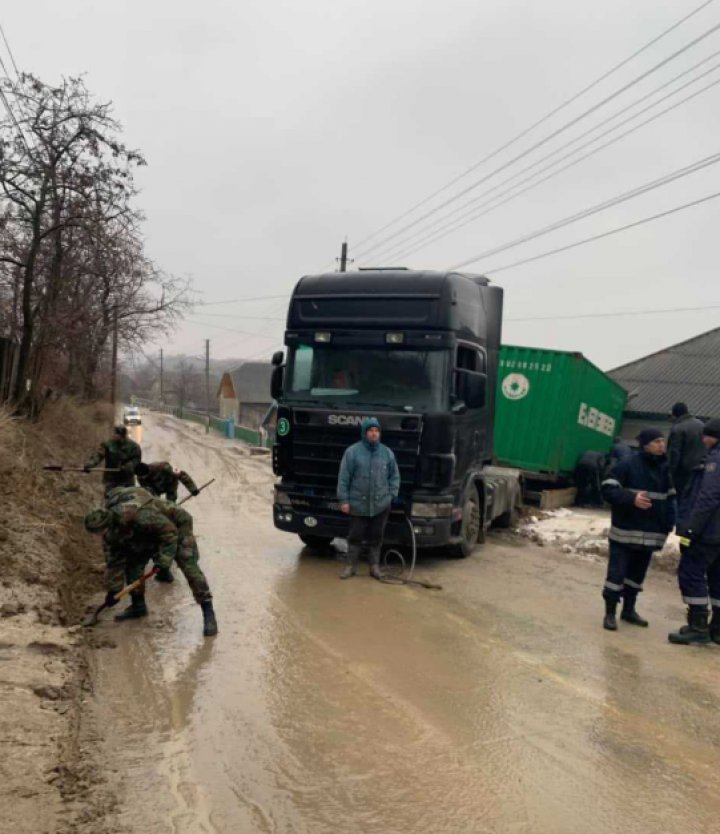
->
xmin=710 ymin=607 xmax=720 ymax=644
xmin=621 ymin=597 xmax=649 ymax=627
xmin=114 ymin=591 xmax=148 ymax=621
xmin=368 ymin=547 xmax=383 ymax=580
xmin=154 ymin=566 xmax=175 ymax=583
xmin=603 ymin=599 xmax=618 ymax=631
xmin=668 ymin=607 xmax=711 ymax=645
xmin=201 ymin=601 xmax=218 ymax=637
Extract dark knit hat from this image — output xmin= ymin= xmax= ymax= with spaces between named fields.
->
xmin=637 ymin=427 xmax=664 ymax=448
xmin=702 ymin=418 xmax=720 ymax=440
xmin=671 ymin=402 xmax=688 ymax=418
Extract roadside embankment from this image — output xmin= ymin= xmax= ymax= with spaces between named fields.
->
xmin=0 ymin=400 xmax=114 ymax=834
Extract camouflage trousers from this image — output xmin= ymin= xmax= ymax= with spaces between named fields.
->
xmin=109 ymin=536 xmax=212 ymax=605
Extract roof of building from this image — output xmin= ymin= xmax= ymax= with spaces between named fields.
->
xmin=219 ymin=362 xmax=273 ymax=404
xmin=609 ymin=326 xmax=720 ymax=419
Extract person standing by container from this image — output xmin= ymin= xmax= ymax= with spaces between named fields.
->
xmin=668 ymin=419 xmax=720 ymax=645
xmin=667 ymin=402 xmax=705 ymax=497
xmin=337 ymin=417 xmax=400 ymax=580
xmin=600 ymin=428 xmax=675 ymax=631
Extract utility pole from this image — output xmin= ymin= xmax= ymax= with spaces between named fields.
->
xmin=205 ymin=339 xmax=210 ymax=434
xmin=339 ymin=239 xmax=348 ymax=272
xmin=159 ymin=348 xmax=164 ymax=405
xmin=110 ymin=303 xmax=118 ymax=422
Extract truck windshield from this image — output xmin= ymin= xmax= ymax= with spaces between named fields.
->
xmin=285 ymin=345 xmax=449 ymax=411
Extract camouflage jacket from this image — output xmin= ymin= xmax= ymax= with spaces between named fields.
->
xmin=137 ymin=461 xmax=198 ymax=499
xmin=86 ymin=439 xmax=142 ymax=485
xmin=104 ymin=505 xmax=178 ymax=574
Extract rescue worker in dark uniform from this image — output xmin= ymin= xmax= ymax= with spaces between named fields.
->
xmin=600 ymin=428 xmax=675 ymax=631
xmin=135 ymin=461 xmax=199 ymax=503
xmin=667 ymin=402 xmax=705 ymax=498
xmin=668 ymin=418 xmax=720 ymax=645
xmin=84 ymin=425 xmax=141 ymax=497
xmin=574 ymin=450 xmax=607 ymax=506
xmin=84 ymin=500 xmax=218 ymax=637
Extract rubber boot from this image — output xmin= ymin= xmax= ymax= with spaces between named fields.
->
xmin=368 ymin=547 xmax=383 ymax=580
xmin=621 ymin=598 xmax=648 ymax=627
xmin=154 ymin=566 xmax=175 ymax=583
xmin=201 ymin=601 xmax=218 ymax=637
xmin=340 ymin=549 xmax=358 ymax=580
xmin=603 ymin=599 xmax=618 ymax=631
xmin=114 ymin=591 xmax=147 ymax=621
xmin=668 ymin=607 xmax=710 ymax=645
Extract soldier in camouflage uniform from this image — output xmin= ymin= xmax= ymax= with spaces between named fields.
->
xmin=84 ymin=500 xmax=218 ymax=637
xmin=135 ymin=461 xmax=199 ymax=502
xmin=84 ymin=425 xmax=142 ymax=496
xmin=104 ymin=485 xmax=177 ymax=584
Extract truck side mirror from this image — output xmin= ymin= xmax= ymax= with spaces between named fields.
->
xmin=271 ymin=351 xmax=284 ymax=367
xmin=271 ymin=366 xmax=284 ymax=399
xmin=457 ymin=371 xmax=486 ymax=409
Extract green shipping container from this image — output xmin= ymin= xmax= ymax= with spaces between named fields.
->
xmin=493 ymin=345 xmax=627 ymax=476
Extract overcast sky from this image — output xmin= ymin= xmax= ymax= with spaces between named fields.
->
xmin=4 ymin=0 xmax=719 ymax=370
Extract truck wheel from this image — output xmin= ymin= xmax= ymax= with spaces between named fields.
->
xmin=450 ymin=486 xmax=481 ymax=559
xmin=298 ymin=534 xmax=332 ymax=551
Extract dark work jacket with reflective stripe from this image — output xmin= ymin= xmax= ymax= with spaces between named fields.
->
xmin=677 ymin=445 xmax=720 ymax=544
xmin=602 ymin=452 xmax=675 ymax=548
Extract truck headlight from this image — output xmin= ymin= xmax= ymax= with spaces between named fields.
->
xmin=412 ymin=502 xmax=453 ymax=518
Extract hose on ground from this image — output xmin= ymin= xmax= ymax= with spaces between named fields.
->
xmin=379 ymin=515 xmax=443 ymax=590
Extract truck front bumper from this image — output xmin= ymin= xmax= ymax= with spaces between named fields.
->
xmin=273 ymin=504 xmax=455 ymax=548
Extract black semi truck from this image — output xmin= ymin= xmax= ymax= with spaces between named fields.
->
xmin=270 ymin=269 xmax=520 ymax=558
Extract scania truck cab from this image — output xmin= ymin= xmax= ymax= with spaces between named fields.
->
xmin=271 ymin=269 xmax=520 ymax=557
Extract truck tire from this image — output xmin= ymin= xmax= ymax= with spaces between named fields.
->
xmin=298 ymin=534 xmax=332 ymax=551
xmin=449 ymin=485 xmax=481 ymax=559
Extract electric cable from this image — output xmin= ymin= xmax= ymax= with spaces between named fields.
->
xmin=379 ymin=516 xmax=443 ymax=590
xmin=393 ymin=150 xmax=720 ymax=272
xmin=376 ymin=56 xmax=720 ymax=263
xmin=355 ymin=19 xmax=720 ymax=261
xmin=458 ymin=188 xmax=720 ymax=274
xmin=506 ymin=303 xmax=720 ymax=323
xmin=352 ymin=0 xmax=718 ymax=254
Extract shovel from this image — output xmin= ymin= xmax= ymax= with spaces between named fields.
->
xmin=82 ymin=567 xmax=158 ymax=627
xmin=43 ymin=465 xmax=121 ymax=473
xmin=176 ymin=478 xmax=216 ymax=506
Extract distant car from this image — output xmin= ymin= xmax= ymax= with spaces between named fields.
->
xmin=122 ymin=406 xmax=142 ymax=426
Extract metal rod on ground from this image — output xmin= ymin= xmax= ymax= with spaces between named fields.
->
xmin=205 ymin=338 xmax=210 ymax=434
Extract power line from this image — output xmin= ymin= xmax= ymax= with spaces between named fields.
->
xmin=188 ymin=311 xmax=286 ymax=322
xmin=0 ymin=23 xmax=21 ymax=77
xmin=507 ymin=304 xmax=720 ymax=323
xmin=351 ymin=0 xmax=718 ymax=254
xmin=356 ymin=18 xmax=720 ymax=261
xmin=467 ymin=189 xmax=720 ymax=275
xmin=376 ymin=53 xmax=720 ymax=263
xmin=193 ymin=294 xmax=288 ymax=306
xmin=399 ymin=150 xmax=720 ymax=272
xmin=184 ymin=316 xmax=281 ymax=340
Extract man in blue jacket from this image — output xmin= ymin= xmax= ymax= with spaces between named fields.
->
xmin=601 ymin=428 xmax=675 ymax=631
xmin=668 ymin=418 xmax=720 ymax=645
xmin=337 ymin=417 xmax=400 ymax=580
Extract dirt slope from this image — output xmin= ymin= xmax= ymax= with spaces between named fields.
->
xmin=0 ymin=400 xmax=114 ymax=834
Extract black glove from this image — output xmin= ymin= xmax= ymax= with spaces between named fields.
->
xmin=104 ymin=591 xmax=119 ymax=608
xmin=191 ymin=489 xmax=200 ymax=496
xmin=83 ymin=464 xmax=93 ymax=473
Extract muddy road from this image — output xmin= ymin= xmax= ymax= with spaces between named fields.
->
xmin=85 ymin=413 xmax=720 ymax=834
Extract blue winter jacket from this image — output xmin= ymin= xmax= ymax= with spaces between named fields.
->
xmin=601 ymin=451 xmax=676 ymax=549
xmin=677 ymin=444 xmax=720 ymax=544
xmin=337 ymin=419 xmax=401 ymax=517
